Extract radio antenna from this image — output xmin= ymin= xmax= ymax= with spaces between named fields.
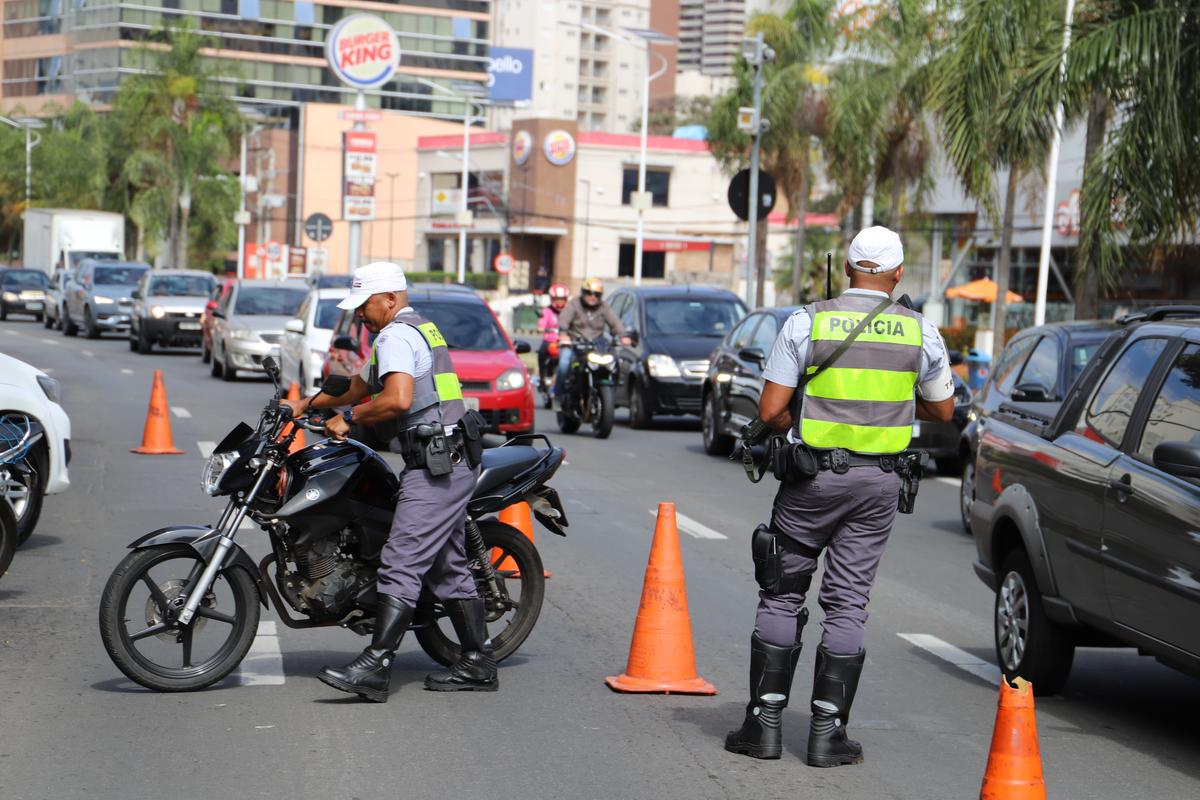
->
xmin=825 ymin=252 xmax=833 ymax=300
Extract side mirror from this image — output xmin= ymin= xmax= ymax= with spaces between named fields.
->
xmin=285 ymin=319 xmax=305 ymax=334
xmin=1011 ymin=382 xmax=1051 ymax=403
xmin=1153 ymin=441 xmax=1200 ymax=480
xmin=332 ymin=335 xmax=357 ymax=351
xmin=514 ymin=340 xmax=532 ymax=354
xmin=739 ymin=347 xmax=766 ymax=365
xmin=949 ymin=349 xmax=964 ymax=367
xmin=321 ymin=374 xmax=352 ymax=397
xmin=131 ymin=289 xmax=142 ymax=300
xmin=627 ymin=330 xmax=640 ymax=347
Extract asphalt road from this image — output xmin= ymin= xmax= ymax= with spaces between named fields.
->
xmin=1 ymin=316 xmax=1197 ymax=800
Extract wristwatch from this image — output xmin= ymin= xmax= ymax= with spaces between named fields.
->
xmin=342 ymin=408 xmax=354 ymax=426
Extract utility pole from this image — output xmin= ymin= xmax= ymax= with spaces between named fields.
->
xmin=742 ymin=32 xmax=774 ymax=308
xmin=347 ymin=91 xmax=366 ymax=272
xmin=386 ymin=171 xmax=400 ymax=261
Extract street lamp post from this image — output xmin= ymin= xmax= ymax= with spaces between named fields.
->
xmin=580 ymin=178 xmax=592 ymax=278
xmin=0 ymin=116 xmax=46 ymax=206
xmin=386 ymin=171 xmax=400 ymax=261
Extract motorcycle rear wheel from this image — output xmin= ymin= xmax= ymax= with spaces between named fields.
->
xmin=98 ymin=544 xmax=261 ymax=692
xmin=416 ymin=519 xmax=545 ymax=667
xmin=592 ymin=385 xmax=614 ymax=439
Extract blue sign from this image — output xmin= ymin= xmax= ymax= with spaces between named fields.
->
xmin=488 ymin=47 xmax=533 ymax=103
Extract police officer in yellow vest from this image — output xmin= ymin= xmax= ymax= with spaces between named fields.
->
xmin=725 ymin=227 xmax=955 ymax=765
xmin=282 ymin=262 xmax=495 ymax=703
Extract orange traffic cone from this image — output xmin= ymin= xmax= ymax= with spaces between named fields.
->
xmin=980 ymin=677 xmax=1047 ymax=800
xmin=131 ymin=370 xmax=185 ymax=455
xmin=283 ymin=381 xmax=305 ymax=453
xmin=605 ymin=502 xmax=717 ymax=695
xmin=493 ymin=502 xmax=551 ymax=578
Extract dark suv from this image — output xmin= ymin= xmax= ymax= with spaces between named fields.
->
xmin=970 ymin=308 xmax=1200 ymax=693
xmin=607 ymin=286 xmax=746 ymax=428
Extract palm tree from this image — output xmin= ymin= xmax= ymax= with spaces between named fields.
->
xmin=1008 ymin=0 xmax=1200 ymax=318
xmin=708 ymin=2 xmax=838 ymax=306
xmin=932 ymin=0 xmax=1057 ymax=362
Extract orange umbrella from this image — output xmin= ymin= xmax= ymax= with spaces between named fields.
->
xmin=945 ymin=278 xmax=1023 ymax=304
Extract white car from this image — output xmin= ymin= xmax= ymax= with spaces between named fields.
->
xmin=0 ymin=353 xmax=70 ymax=544
xmin=279 ymin=287 xmax=349 ymax=396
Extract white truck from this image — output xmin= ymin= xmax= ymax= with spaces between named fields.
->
xmin=22 ymin=209 xmax=125 ymax=275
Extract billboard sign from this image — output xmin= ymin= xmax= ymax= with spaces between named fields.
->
xmin=326 ymin=14 xmax=400 ymax=89
xmin=343 ymin=131 xmax=378 ymax=221
xmin=487 ymin=47 xmax=533 ymax=102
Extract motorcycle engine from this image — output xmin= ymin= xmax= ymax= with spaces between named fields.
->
xmin=292 ymin=537 xmax=370 ymax=620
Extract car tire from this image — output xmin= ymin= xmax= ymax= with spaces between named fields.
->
xmin=201 ymin=342 xmax=212 ymax=364
xmin=220 ymin=351 xmax=237 ymax=382
xmin=960 ymin=459 xmax=975 ymax=534
xmin=628 ymin=381 xmax=653 ymax=429
xmin=994 ymin=548 xmax=1075 ymax=696
xmin=33 ymin=313 xmax=43 ymax=323
xmin=701 ymin=391 xmax=735 ymax=456
xmin=42 ymin=313 xmax=52 ymax=329
xmin=84 ymin=307 xmax=100 ymax=339
xmin=0 ymin=305 xmax=7 ymax=321
xmin=128 ymin=333 xmax=137 ymax=352
xmin=210 ymin=345 xmax=224 ymax=379
xmin=136 ymin=324 xmax=152 ymax=355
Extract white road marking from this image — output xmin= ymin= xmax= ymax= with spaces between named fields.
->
xmin=237 ymin=620 xmax=286 ymax=686
xmin=39 ymin=338 xmax=58 ymax=346
xmin=171 ymin=407 xmax=192 ymax=419
xmin=898 ymin=633 xmax=1001 ymax=684
xmin=81 ymin=349 xmax=94 ymax=357
xmin=120 ymin=368 xmax=134 ymax=375
xmin=647 ymin=509 xmax=728 ymax=540
xmin=197 ymin=440 xmax=216 ymax=458
xmin=4 ymin=329 xmax=19 ymax=336
xmin=934 ymin=476 xmax=960 ymax=487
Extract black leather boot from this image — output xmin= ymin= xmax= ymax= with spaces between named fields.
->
xmin=318 ymin=594 xmax=414 ymax=703
xmin=424 ymin=598 xmax=498 ymax=692
xmin=724 ymin=633 xmax=803 ymax=759
xmin=806 ymin=646 xmax=866 ymax=767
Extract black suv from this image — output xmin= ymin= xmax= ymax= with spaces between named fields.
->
xmin=971 ymin=307 xmax=1200 ymax=693
xmin=607 ymin=285 xmax=746 ymax=428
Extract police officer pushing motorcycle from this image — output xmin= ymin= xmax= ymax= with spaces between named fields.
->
xmin=725 ymin=227 xmax=955 ymax=765
xmin=281 ymin=262 xmax=494 ymax=703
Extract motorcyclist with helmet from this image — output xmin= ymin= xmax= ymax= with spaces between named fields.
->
xmin=537 ymin=284 xmax=570 ymax=395
xmin=554 ymin=278 xmax=630 ymax=407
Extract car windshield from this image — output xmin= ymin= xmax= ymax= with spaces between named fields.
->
xmin=2 ymin=270 xmax=48 ymax=289
xmin=148 ymin=275 xmax=213 ymax=297
xmin=1067 ymin=340 xmax=1106 ymax=386
xmin=235 ymin=287 xmax=307 ymax=316
xmin=94 ymin=265 xmax=148 ymax=286
xmin=411 ymin=300 xmax=509 ymax=351
xmin=644 ymin=298 xmax=744 ymax=337
xmin=315 ymin=298 xmax=343 ymax=330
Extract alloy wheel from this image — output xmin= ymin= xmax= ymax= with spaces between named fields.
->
xmin=996 ymin=569 xmax=1029 ymax=672
xmin=0 ymin=471 xmax=30 ymax=519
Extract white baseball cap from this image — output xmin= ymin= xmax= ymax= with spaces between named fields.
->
xmin=847 ymin=226 xmax=904 ymax=274
xmin=337 ymin=261 xmax=409 ymax=310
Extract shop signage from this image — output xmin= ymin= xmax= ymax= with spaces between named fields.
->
xmin=643 ymin=240 xmax=712 ymax=253
xmin=543 ymin=129 xmax=576 ymax=166
xmin=513 ymin=130 xmax=533 ymax=165
xmin=326 ymin=14 xmax=400 ymax=90
xmin=487 ymin=47 xmax=533 ymax=102
xmin=343 ymin=131 xmax=378 ymax=221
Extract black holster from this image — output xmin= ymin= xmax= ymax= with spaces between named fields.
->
xmin=895 ymin=451 xmax=926 ymax=514
xmin=398 ymin=425 xmax=464 ymax=476
xmin=773 ymin=443 xmax=819 ymax=482
xmin=459 ymin=410 xmax=485 ymax=469
xmin=752 ymin=524 xmax=816 ymax=595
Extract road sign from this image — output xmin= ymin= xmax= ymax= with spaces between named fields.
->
xmin=339 ymin=110 xmax=383 ymax=122
xmin=727 ymin=168 xmax=776 ymax=222
xmin=737 ymin=106 xmax=757 ymax=133
xmin=304 ymin=213 xmax=333 ymax=242
xmin=326 ymin=14 xmax=401 ymax=90
xmin=493 ymin=252 xmax=515 ymax=274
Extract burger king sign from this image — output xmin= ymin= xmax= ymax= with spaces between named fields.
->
xmin=326 ymin=14 xmax=401 ymax=90
xmin=543 ymin=129 xmax=576 ymax=166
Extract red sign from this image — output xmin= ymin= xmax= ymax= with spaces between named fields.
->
xmin=493 ymin=252 xmax=515 ymax=274
xmin=642 ymin=239 xmax=712 ymax=253
xmin=344 ymin=131 xmax=376 ymax=152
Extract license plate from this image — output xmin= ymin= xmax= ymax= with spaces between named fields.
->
xmin=178 ymin=321 xmax=202 ymax=331
xmin=912 ymin=420 xmax=922 ymax=437
xmin=463 ymin=396 xmax=480 ymax=411
xmin=24 ymin=302 xmax=40 ymax=310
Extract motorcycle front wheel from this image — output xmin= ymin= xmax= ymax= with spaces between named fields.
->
xmin=416 ymin=519 xmax=545 ymax=667
xmin=98 ymin=544 xmax=261 ymax=692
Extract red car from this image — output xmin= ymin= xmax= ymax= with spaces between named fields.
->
xmin=201 ymin=277 xmax=236 ymax=365
xmin=324 ymin=285 xmax=535 ymax=436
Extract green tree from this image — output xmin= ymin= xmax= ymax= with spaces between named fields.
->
xmin=932 ymin=0 xmax=1056 ymax=361
xmin=1008 ymin=1 xmax=1200 ymax=318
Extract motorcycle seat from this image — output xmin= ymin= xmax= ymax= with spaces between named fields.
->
xmin=474 ymin=446 xmax=544 ymax=498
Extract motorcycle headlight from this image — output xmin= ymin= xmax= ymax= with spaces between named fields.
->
xmin=646 ymin=353 xmax=681 ymax=378
xmin=37 ymin=374 xmax=62 ymax=404
xmin=497 ymin=368 xmax=526 ymax=391
xmin=150 ymin=305 xmax=166 ymax=319
xmin=202 ymin=451 xmax=238 ymax=496
xmin=2 ymin=292 xmax=17 ymax=302
xmin=586 ymin=352 xmax=615 ymax=367
xmin=231 ymin=328 xmax=260 ymax=341
xmin=93 ymin=295 xmax=115 ymax=304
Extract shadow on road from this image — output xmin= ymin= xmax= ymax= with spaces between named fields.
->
xmin=16 ymin=533 xmax=63 ymax=551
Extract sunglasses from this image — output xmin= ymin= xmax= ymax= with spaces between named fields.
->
xmin=581 ymin=289 xmax=601 ymax=297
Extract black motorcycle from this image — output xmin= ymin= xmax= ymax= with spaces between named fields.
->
xmin=99 ymin=358 xmax=568 ymax=692
xmin=556 ymin=337 xmax=616 ymax=439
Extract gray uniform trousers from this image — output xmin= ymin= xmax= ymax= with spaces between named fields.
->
xmin=377 ymin=459 xmax=481 ymax=606
xmin=754 ymin=468 xmax=901 ymax=655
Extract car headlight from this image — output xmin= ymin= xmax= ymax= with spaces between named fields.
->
xmin=37 ymin=374 xmax=62 ymax=404
xmin=586 ymin=352 xmax=615 ymax=367
xmin=2 ymin=292 xmax=17 ymax=302
xmin=646 ymin=353 xmax=681 ymax=378
xmin=496 ymin=368 xmax=526 ymax=391
xmin=202 ymin=451 xmax=238 ymax=496
xmin=150 ymin=305 xmax=166 ymax=319
xmin=93 ymin=295 xmax=115 ymax=304
xmin=231 ymin=329 xmax=260 ymax=341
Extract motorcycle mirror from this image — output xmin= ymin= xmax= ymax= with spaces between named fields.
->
xmin=321 ymin=374 xmax=351 ymax=397
xmin=262 ymin=356 xmax=282 ymax=391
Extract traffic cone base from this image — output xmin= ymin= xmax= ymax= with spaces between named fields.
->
xmin=605 ymin=502 xmax=716 ymax=696
xmin=980 ymin=676 xmax=1046 ymax=800
xmin=131 ymin=370 xmax=185 ymax=455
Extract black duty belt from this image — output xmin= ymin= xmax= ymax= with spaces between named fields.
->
xmin=816 ymin=449 xmax=897 ymax=474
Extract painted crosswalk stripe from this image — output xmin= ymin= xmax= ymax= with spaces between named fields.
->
xmin=897 ymin=633 xmax=1001 ymax=684
xmin=171 ymin=407 xmax=192 ymax=419
xmin=237 ymin=621 xmax=286 ymax=686
xmin=197 ymin=440 xmax=216 ymax=458
xmin=647 ymin=509 xmax=728 ymax=540
xmin=120 ymin=368 xmax=134 ymax=375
